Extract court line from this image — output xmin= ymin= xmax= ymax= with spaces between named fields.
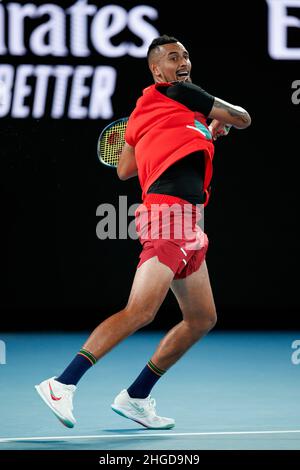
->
xmin=1 ymin=429 xmax=300 ymax=442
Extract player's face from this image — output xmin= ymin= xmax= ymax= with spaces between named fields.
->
xmin=151 ymin=42 xmax=192 ymax=83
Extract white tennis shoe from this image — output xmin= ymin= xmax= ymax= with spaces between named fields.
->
xmin=111 ymin=389 xmax=175 ymax=429
xmin=35 ymin=376 xmax=76 ymax=428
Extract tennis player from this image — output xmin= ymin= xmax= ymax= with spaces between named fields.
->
xmin=35 ymin=35 xmax=251 ymax=430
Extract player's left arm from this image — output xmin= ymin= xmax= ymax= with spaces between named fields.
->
xmin=117 ymin=143 xmax=138 ymax=180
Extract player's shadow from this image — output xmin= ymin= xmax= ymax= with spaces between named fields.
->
xmin=102 ymin=428 xmax=150 ymax=433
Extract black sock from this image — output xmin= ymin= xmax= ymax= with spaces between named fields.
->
xmin=127 ymin=360 xmax=166 ymax=398
xmin=56 ymin=348 xmax=97 ymax=386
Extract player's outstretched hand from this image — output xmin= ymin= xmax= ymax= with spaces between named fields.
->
xmin=209 ymin=119 xmax=232 ymax=141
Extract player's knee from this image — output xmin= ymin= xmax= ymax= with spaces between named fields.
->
xmin=206 ymin=310 xmax=217 ymax=331
xmin=140 ymin=310 xmax=156 ymax=327
xmin=201 ymin=309 xmax=217 ymax=332
xmin=124 ymin=305 xmax=156 ymax=329
xmin=188 ymin=309 xmax=217 ymax=337
xmin=135 ymin=312 xmax=156 ymax=329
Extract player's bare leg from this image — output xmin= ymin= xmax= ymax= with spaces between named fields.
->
xmin=150 ymin=260 xmax=217 ymax=370
xmin=35 ymin=256 xmax=175 ymax=428
xmin=110 ymin=260 xmax=216 ymax=429
xmin=82 ymin=256 xmax=174 ymax=360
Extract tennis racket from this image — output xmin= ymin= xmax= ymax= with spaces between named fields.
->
xmin=97 ymin=117 xmax=128 ymax=168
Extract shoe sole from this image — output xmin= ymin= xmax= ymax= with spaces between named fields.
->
xmin=35 ymin=384 xmax=75 ymax=428
xmin=111 ymin=405 xmax=175 ymax=430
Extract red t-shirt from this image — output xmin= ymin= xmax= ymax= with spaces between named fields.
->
xmin=125 ymin=83 xmax=215 ymax=201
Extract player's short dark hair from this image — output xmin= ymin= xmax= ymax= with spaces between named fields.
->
xmin=147 ymin=35 xmax=179 ymax=62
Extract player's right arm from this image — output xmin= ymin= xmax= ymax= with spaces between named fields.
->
xmin=117 ymin=142 xmax=138 ymax=180
xmin=208 ymin=97 xmax=251 ymax=129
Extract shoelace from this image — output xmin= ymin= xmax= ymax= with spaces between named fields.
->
xmin=63 ymin=385 xmax=75 ymax=410
xmin=148 ymin=398 xmax=156 ymax=409
xmin=144 ymin=397 xmax=157 ymax=415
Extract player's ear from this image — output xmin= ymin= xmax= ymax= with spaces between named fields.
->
xmin=151 ymin=63 xmax=161 ymax=79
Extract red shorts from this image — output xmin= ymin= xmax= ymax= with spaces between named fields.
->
xmin=135 ymin=194 xmax=209 ymax=279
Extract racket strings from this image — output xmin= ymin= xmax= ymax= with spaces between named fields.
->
xmin=99 ymin=121 xmax=127 ymax=167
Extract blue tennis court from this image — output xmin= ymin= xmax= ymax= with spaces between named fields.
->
xmin=0 ymin=330 xmax=299 ymax=450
